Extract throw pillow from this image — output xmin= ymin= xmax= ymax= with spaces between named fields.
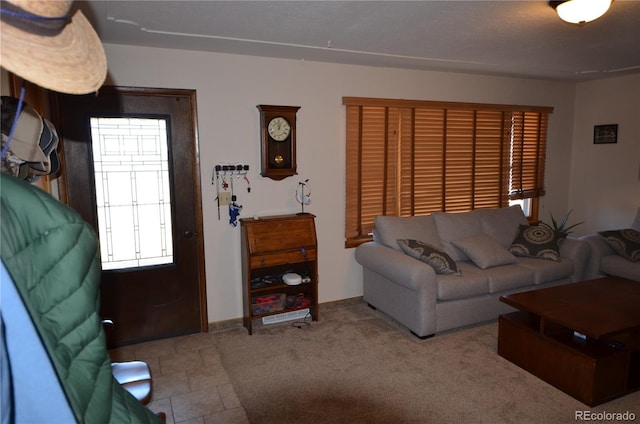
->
xmin=509 ymin=224 xmax=562 ymax=262
xmin=598 ymin=229 xmax=640 ymax=262
xmin=397 ymin=239 xmax=461 ymax=275
xmin=451 ymin=234 xmax=517 ymax=269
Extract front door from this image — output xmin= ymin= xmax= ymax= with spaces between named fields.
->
xmin=51 ymin=87 xmax=207 ymax=347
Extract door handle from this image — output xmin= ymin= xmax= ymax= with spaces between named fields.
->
xmin=184 ymin=230 xmax=196 ymax=239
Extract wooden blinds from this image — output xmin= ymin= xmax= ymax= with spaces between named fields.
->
xmin=343 ymin=97 xmax=553 ymax=247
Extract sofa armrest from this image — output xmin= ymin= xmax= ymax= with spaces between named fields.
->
xmin=355 ymin=241 xmax=437 ymax=292
xmin=579 ymin=233 xmax=615 ymax=280
xmin=559 ymin=236 xmax=590 ymax=281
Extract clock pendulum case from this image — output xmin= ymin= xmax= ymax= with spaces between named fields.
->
xmin=257 ymin=105 xmax=301 ymax=181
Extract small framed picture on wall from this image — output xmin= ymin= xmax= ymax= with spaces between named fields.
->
xmin=593 ymin=124 xmax=618 ymax=144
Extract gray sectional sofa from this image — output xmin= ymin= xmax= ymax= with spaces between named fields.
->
xmin=580 ymin=206 xmax=640 ymax=282
xmin=355 ymin=206 xmax=589 ymax=338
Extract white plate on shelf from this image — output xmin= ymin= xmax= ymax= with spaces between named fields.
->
xmin=282 ymin=273 xmax=302 ymax=285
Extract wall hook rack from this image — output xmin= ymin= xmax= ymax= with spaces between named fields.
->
xmin=213 ymin=163 xmax=250 ymax=224
xmin=213 ymin=163 xmax=250 ymax=183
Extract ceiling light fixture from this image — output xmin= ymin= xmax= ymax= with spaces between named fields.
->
xmin=550 ymin=0 xmax=612 ymax=24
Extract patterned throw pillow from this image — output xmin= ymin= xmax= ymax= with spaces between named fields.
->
xmin=509 ymin=224 xmax=563 ymax=262
xmin=397 ymin=239 xmax=461 ymax=275
xmin=598 ymin=229 xmax=640 ymax=262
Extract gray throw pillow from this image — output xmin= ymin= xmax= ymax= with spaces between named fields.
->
xmin=509 ymin=224 xmax=562 ymax=262
xmin=598 ymin=229 xmax=640 ymax=262
xmin=452 ymin=234 xmax=517 ymax=269
xmin=397 ymin=239 xmax=461 ymax=275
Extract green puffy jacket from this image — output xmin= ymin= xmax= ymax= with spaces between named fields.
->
xmin=1 ymin=174 xmax=162 ymax=423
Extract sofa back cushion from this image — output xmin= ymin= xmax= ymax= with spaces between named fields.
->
xmin=374 ymin=215 xmax=440 ymax=251
xmin=478 ymin=205 xmax=529 ymax=248
xmin=432 ymin=206 xmax=528 ymax=261
xmin=432 ymin=211 xmax=484 ymax=261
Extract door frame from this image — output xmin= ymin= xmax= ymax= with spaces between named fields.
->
xmin=52 ymin=86 xmax=208 ymax=334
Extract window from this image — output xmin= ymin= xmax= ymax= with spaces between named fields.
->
xmin=344 ymin=97 xmax=552 ymax=247
xmin=90 ymin=117 xmax=174 ymax=269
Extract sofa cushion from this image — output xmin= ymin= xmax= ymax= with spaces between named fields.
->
xmin=436 ymin=262 xmax=488 ymax=300
xmin=432 ymin=211 xmax=484 ymax=261
xmin=515 ymin=257 xmax=573 ymax=284
xmin=483 ymin=263 xmax=536 ymax=293
xmin=451 ymin=234 xmax=517 ymax=269
xmin=601 ymin=255 xmax=640 ymax=282
xmin=509 ymin=224 xmax=563 ymax=262
xmin=397 ymin=239 xmax=461 ymax=275
xmin=374 ymin=215 xmax=440 ymax=251
xmin=598 ymin=229 xmax=640 ymax=262
xmin=478 ymin=205 xmax=529 ymax=248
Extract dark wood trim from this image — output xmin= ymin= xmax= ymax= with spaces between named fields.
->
xmin=188 ymin=90 xmax=209 ymax=332
xmin=52 ymin=86 xmax=208 ymax=333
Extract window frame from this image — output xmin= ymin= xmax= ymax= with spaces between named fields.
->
xmin=343 ymin=97 xmax=553 ymax=248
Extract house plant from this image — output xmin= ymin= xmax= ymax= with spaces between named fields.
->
xmin=542 ymin=209 xmax=584 ymax=237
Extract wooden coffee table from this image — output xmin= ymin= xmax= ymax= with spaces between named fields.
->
xmin=497 ymin=276 xmax=640 ymax=406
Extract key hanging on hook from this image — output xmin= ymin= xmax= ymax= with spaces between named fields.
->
xmin=213 ymin=165 xmax=222 ymax=220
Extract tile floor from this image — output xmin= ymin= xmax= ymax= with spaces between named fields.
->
xmin=109 ymin=330 xmax=250 ymax=424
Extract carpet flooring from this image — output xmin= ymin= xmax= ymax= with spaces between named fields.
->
xmin=211 ymin=299 xmax=640 ymax=424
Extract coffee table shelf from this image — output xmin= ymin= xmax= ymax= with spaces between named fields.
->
xmin=498 ymin=277 xmax=640 ymax=406
xmin=499 ymin=312 xmax=631 ymax=406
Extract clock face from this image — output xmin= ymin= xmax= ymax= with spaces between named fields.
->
xmin=267 ymin=116 xmax=291 ymax=142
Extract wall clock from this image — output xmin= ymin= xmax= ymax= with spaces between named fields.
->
xmin=257 ymin=104 xmax=301 ymax=180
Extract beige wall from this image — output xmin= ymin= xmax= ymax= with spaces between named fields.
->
xmin=89 ymin=45 xmax=575 ymax=322
xmin=99 ymin=43 xmax=582 ymax=323
xmin=568 ymin=73 xmax=640 ymax=235
xmin=9 ymin=43 xmax=637 ymax=324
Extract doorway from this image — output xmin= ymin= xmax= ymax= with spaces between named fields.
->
xmin=50 ymin=87 xmax=207 ymax=347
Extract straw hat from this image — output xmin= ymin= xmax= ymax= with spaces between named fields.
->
xmin=0 ymin=0 xmax=107 ymax=94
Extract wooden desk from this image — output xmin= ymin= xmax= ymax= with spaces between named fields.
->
xmin=240 ymin=214 xmax=318 ymax=335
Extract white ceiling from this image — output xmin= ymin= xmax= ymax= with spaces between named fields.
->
xmin=77 ymin=0 xmax=640 ymax=81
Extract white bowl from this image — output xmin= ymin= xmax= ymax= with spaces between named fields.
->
xmin=282 ymin=273 xmax=302 ymax=285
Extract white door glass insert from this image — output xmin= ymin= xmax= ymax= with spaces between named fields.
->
xmin=90 ymin=117 xmax=173 ymax=270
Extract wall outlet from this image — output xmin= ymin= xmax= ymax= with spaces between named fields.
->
xmin=219 ymin=192 xmax=231 ymax=206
